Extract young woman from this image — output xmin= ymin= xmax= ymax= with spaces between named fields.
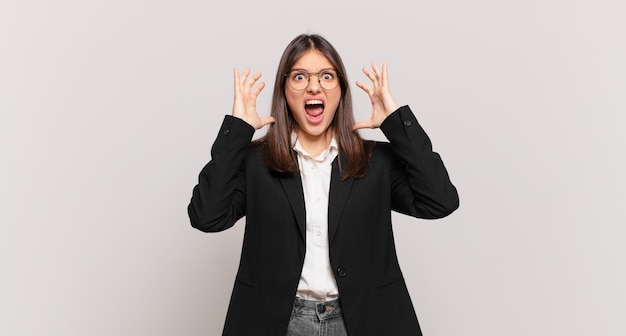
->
xmin=188 ymin=34 xmax=459 ymax=336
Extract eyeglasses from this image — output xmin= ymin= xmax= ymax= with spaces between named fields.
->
xmin=285 ymin=68 xmax=340 ymax=91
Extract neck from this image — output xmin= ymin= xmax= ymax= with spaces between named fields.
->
xmin=297 ymin=129 xmax=333 ymax=157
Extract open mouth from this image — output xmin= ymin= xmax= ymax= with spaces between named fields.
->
xmin=304 ymin=99 xmax=325 ymax=124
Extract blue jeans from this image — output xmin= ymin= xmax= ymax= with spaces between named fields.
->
xmin=286 ymin=298 xmax=348 ymax=336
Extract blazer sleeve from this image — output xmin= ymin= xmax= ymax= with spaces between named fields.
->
xmin=379 ymin=105 xmax=459 ymax=219
xmin=187 ymin=115 xmax=255 ymax=232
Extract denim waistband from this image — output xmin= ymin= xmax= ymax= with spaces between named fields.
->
xmin=292 ymin=298 xmax=343 ymax=320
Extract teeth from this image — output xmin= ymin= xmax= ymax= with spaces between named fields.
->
xmin=305 ymin=99 xmax=323 ymax=105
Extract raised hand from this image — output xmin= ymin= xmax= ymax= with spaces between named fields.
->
xmin=353 ymin=62 xmax=400 ymax=130
xmin=232 ymin=67 xmax=276 ymax=130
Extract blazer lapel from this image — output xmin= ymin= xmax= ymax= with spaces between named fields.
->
xmin=279 ymin=172 xmax=306 ymax=241
xmin=328 ymin=157 xmax=354 ymax=246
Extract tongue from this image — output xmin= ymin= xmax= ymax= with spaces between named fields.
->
xmin=305 ymin=105 xmax=324 ymax=116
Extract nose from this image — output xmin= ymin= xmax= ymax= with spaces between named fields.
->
xmin=306 ymin=75 xmax=322 ymax=93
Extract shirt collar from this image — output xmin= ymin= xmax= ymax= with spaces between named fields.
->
xmin=292 ymin=132 xmax=338 ymax=161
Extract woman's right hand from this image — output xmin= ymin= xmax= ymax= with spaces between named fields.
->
xmin=232 ymin=67 xmax=276 ymax=130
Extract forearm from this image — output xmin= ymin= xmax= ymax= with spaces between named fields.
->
xmin=381 ymin=106 xmax=459 ymax=219
xmin=188 ymin=115 xmax=254 ymax=232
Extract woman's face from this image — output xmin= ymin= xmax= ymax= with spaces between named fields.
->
xmin=285 ymin=49 xmax=341 ymax=142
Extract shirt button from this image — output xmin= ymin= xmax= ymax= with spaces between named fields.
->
xmin=403 ymin=120 xmax=412 ymax=127
xmin=337 ymin=267 xmax=347 ymax=278
xmin=222 ymin=129 xmax=230 ymax=135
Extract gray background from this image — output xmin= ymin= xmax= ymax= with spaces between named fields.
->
xmin=1 ymin=0 xmax=624 ymax=335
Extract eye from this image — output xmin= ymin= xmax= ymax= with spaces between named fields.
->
xmin=321 ymin=71 xmax=335 ymax=81
xmin=292 ymin=72 xmax=307 ymax=82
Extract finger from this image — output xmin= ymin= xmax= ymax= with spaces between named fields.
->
xmin=251 ymin=71 xmax=262 ymax=81
xmin=233 ymin=68 xmax=242 ymax=99
xmin=252 ymin=81 xmax=265 ymax=96
xmin=381 ymin=62 xmax=390 ymax=88
xmin=260 ymin=116 xmax=276 ymax=127
xmin=238 ymin=67 xmax=250 ymax=88
xmin=241 ymin=67 xmax=251 ymax=80
xmin=371 ymin=62 xmax=382 ymax=79
xmin=362 ymin=67 xmax=377 ymax=84
xmin=233 ymin=67 xmax=239 ymax=86
xmin=245 ymin=72 xmax=262 ymax=90
xmin=369 ymin=63 xmax=382 ymax=87
xmin=353 ymin=119 xmax=373 ymax=130
xmin=370 ymin=62 xmax=383 ymax=88
xmin=355 ymin=81 xmax=373 ymax=96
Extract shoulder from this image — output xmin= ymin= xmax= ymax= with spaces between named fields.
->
xmin=368 ymin=140 xmax=393 ymax=157
xmin=246 ymin=138 xmax=296 ymax=177
xmin=363 ymin=140 xmax=398 ymax=168
xmin=245 ymin=140 xmax=265 ymax=162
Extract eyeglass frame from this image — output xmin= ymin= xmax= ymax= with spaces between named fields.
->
xmin=284 ymin=68 xmax=341 ymax=91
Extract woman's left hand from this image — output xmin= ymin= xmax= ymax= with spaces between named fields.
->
xmin=353 ymin=62 xmax=400 ymax=130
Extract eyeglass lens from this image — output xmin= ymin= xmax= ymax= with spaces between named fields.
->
xmin=287 ymin=69 xmax=339 ymax=91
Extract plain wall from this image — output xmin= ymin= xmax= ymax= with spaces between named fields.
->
xmin=1 ymin=0 xmax=624 ymax=335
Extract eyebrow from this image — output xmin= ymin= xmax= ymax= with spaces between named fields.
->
xmin=289 ymin=67 xmax=336 ymax=72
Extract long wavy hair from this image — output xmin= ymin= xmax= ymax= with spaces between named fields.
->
xmin=255 ymin=34 xmax=373 ymax=178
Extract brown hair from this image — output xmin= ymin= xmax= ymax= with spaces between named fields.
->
xmin=255 ymin=34 xmax=372 ymax=178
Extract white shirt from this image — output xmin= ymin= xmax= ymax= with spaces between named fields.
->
xmin=293 ymin=136 xmax=339 ymax=301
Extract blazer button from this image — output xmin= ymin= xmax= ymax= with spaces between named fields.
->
xmin=337 ymin=267 xmax=347 ymax=278
xmin=222 ymin=129 xmax=230 ymax=135
xmin=403 ymin=120 xmax=412 ymax=127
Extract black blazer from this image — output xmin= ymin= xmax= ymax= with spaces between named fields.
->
xmin=188 ymin=106 xmax=459 ymax=335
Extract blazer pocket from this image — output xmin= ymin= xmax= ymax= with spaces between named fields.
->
xmin=376 ymin=275 xmax=403 ymax=289
xmin=234 ymin=278 xmax=258 ymax=289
